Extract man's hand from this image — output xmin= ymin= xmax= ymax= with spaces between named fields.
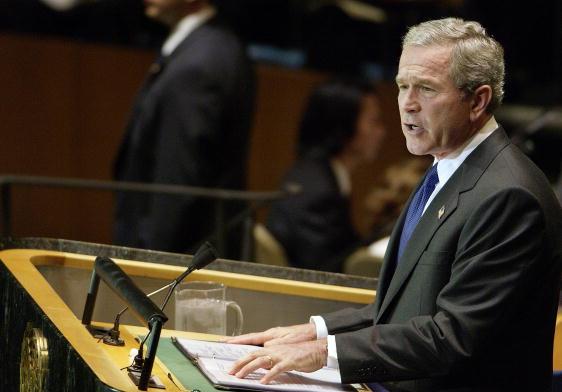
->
xmin=228 ymin=339 xmax=328 ymax=384
xmin=225 ymin=323 xmax=317 ymax=347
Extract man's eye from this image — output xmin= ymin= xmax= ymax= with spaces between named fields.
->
xmin=420 ymin=86 xmax=433 ymax=92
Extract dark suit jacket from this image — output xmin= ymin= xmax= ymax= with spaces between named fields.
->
xmin=266 ymin=157 xmax=360 ymax=272
xmin=322 ymin=128 xmax=562 ymax=391
xmin=113 ymin=16 xmax=255 ymax=258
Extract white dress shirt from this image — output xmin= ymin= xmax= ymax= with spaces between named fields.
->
xmin=331 ymin=158 xmax=352 ymax=196
xmin=161 ymin=5 xmax=216 ymax=56
xmin=311 ymin=116 xmax=499 ymax=380
xmin=424 ymin=116 xmax=498 ymax=212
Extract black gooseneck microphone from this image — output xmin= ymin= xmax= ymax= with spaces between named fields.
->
xmin=128 ymin=242 xmax=218 ymax=378
xmin=103 ymin=242 xmax=218 ymax=346
xmin=159 ymin=241 xmax=218 ymax=312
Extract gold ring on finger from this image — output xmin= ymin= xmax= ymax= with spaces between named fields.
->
xmin=264 ymin=355 xmax=274 ymax=369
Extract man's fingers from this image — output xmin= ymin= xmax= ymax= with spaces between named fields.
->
xmin=226 ymin=332 xmax=266 ymax=345
xmin=260 ymin=363 xmax=285 ymax=384
xmin=225 ymin=328 xmax=280 ymax=345
xmin=232 ymin=352 xmax=291 ymax=385
xmin=228 ymin=359 xmax=243 ymax=375
xmin=229 ymin=352 xmax=258 ymax=375
xmin=230 ymin=338 xmax=326 ymax=384
xmin=226 ymin=324 xmax=315 ymax=346
xmin=264 ymin=335 xmax=300 ymax=347
xmin=234 ymin=356 xmax=272 ymax=379
xmin=263 ymin=338 xmax=281 ymax=347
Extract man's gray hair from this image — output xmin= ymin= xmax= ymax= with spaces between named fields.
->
xmin=403 ymin=18 xmax=505 ymax=112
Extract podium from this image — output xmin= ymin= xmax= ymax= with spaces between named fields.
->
xmin=0 ymin=240 xmax=376 ymax=391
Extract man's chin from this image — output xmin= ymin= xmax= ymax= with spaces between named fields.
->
xmin=405 ymin=142 xmax=429 ymax=157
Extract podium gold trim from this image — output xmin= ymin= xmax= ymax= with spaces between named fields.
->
xmin=1 ymin=249 xmax=376 ymax=391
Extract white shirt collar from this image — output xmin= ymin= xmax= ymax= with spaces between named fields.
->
xmin=423 ymin=116 xmax=498 ymax=212
xmin=434 ymin=116 xmax=498 ymax=185
xmin=330 ymin=159 xmax=352 ymax=196
xmin=161 ymin=5 xmax=216 ymax=57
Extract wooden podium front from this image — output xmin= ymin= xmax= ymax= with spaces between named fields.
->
xmin=0 ymin=248 xmax=375 ymax=391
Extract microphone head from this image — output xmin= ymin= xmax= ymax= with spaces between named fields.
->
xmin=191 ymin=242 xmax=218 ymax=270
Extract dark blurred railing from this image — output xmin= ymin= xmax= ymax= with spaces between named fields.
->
xmin=0 ymin=175 xmax=294 ymax=260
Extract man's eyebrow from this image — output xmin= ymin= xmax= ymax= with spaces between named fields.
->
xmin=395 ymin=75 xmax=436 ymax=85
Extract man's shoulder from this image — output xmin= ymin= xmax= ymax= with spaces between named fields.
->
xmin=190 ymin=17 xmax=245 ymax=52
xmin=465 ymin=128 xmax=550 ymax=193
xmin=468 ymin=143 xmax=561 ymax=224
xmin=487 ymin=143 xmax=552 ymax=191
xmin=169 ymin=21 xmax=249 ymax=78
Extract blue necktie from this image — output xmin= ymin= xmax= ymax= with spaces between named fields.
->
xmin=367 ymin=382 xmax=390 ymax=391
xmin=397 ymin=164 xmax=439 ymax=262
xmin=367 ymin=166 xmax=438 ymax=391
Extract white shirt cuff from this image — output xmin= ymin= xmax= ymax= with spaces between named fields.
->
xmin=326 ymin=335 xmax=340 ymax=374
xmin=310 ymin=316 xmax=328 ymax=338
xmin=310 ymin=316 xmax=340 ymax=379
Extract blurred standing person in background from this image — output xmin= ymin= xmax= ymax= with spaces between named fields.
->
xmin=113 ymin=0 xmax=255 ymax=258
xmin=266 ymin=78 xmax=386 ymax=272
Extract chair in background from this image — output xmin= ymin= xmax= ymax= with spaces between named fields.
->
xmin=343 ymin=236 xmax=388 ymax=277
xmin=343 ymin=247 xmax=383 ymax=278
xmin=253 ymin=223 xmax=289 ymax=267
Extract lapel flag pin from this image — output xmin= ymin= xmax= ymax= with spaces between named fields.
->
xmin=438 ymin=205 xmax=445 ymax=219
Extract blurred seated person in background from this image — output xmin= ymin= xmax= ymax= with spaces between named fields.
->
xmin=113 ymin=0 xmax=255 ymax=258
xmin=343 ymin=158 xmax=429 ymax=276
xmin=266 ymin=78 xmax=386 ymax=272
xmin=365 ymin=157 xmax=429 ymax=241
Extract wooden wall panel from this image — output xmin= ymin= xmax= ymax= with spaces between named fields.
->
xmin=247 ymin=65 xmax=326 ymax=191
xmin=1 ymin=35 xmax=83 ymax=239
xmin=0 ymin=33 xmax=410 ymax=247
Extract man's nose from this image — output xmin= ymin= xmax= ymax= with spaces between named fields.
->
xmin=400 ymin=89 xmax=421 ymax=112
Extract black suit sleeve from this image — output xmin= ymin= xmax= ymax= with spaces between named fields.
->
xmin=322 ymin=302 xmax=376 ymax=333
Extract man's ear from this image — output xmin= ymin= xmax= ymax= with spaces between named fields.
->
xmin=470 ymin=85 xmax=492 ymax=121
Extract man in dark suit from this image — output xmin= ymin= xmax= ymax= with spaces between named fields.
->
xmin=113 ymin=0 xmax=255 ymax=258
xmin=227 ymin=18 xmax=562 ymax=391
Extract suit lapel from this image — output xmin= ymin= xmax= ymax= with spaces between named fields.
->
xmin=375 ymin=127 xmax=511 ymax=323
xmin=373 ymin=182 xmax=416 ymax=315
xmin=375 ymin=179 xmax=460 ymax=323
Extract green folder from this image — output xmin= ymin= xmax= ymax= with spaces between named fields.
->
xmin=157 ymin=337 xmax=222 ymax=391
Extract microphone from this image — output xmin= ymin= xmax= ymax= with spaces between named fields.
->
xmin=103 ymin=242 xmax=218 ymax=346
xmin=159 ymin=241 xmax=218 ymax=311
xmin=127 ymin=242 xmax=218 ymax=379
